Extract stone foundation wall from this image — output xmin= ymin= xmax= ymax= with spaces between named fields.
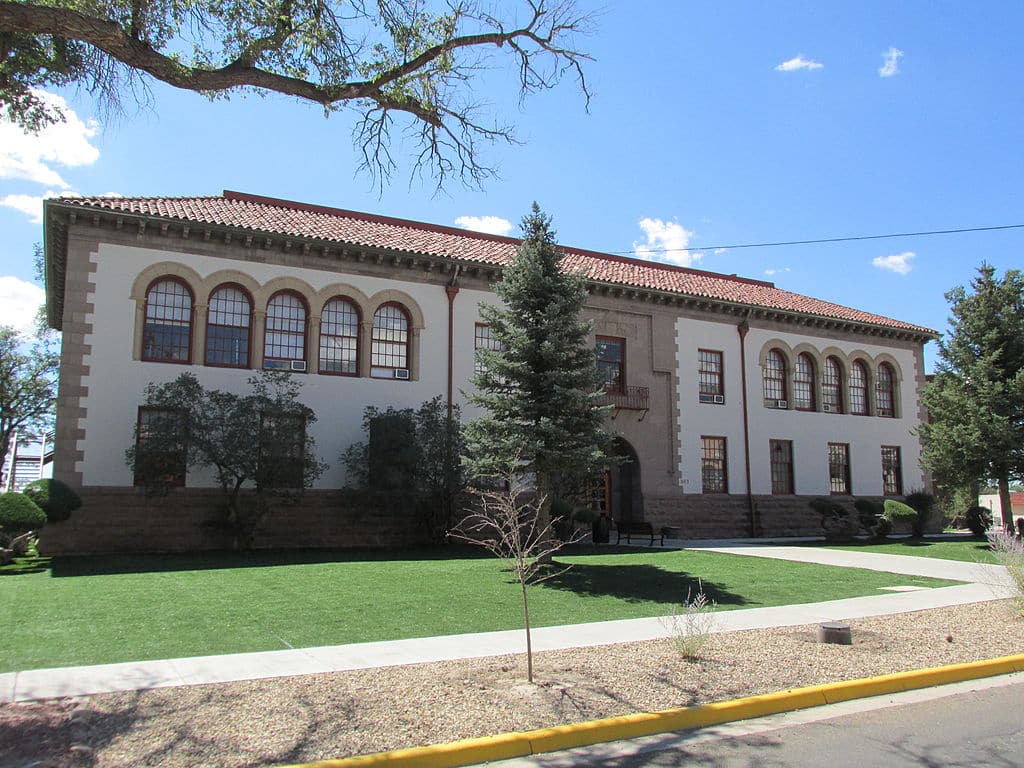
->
xmin=38 ymin=487 xmax=428 ymax=555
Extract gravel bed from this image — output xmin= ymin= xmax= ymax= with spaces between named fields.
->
xmin=2 ymin=600 xmax=1023 ymax=768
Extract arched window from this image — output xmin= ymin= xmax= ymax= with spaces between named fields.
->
xmin=793 ymin=353 xmax=816 ymax=411
xmin=876 ymin=362 xmax=896 ymax=417
xmin=142 ymin=277 xmax=193 ymax=363
xmin=263 ymin=291 xmax=308 ymax=370
xmin=371 ymin=302 xmax=410 ymax=378
xmin=763 ymin=349 xmax=787 ymax=406
xmin=205 ymin=284 xmax=251 ymax=368
xmin=319 ymin=297 xmax=360 ymax=376
xmin=849 ymin=360 xmax=869 ymax=415
xmin=823 ymin=356 xmax=843 ymax=413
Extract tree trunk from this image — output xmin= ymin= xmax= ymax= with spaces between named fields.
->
xmin=520 ymin=578 xmax=533 ymax=683
xmin=997 ymin=477 xmax=1014 ymax=531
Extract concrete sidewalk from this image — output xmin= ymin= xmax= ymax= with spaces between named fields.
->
xmin=1 ymin=542 xmax=1015 ymax=704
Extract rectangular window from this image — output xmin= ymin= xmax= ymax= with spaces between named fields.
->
xmin=881 ymin=446 xmax=903 ymax=496
xmin=701 ymin=436 xmax=728 ymax=493
xmin=596 ymin=336 xmax=626 ymax=393
xmin=769 ymin=439 xmax=794 ymax=494
xmin=474 ymin=323 xmax=504 ymax=375
xmin=828 ymin=442 xmax=851 ymax=495
xmin=258 ymin=412 xmax=306 ymax=489
xmin=133 ymin=407 xmax=187 ymax=488
xmin=698 ymin=349 xmax=724 ymax=403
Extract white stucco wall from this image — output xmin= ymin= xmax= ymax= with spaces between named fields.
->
xmin=675 ymin=317 xmax=925 ymax=496
xmin=77 ymin=243 xmax=494 ymax=488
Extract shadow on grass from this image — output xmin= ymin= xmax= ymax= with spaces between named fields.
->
xmin=540 ymin=562 xmax=747 ymax=607
xmin=800 ymin=536 xmax=992 ymax=553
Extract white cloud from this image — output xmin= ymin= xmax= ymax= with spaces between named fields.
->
xmin=775 ymin=55 xmax=824 ymax=72
xmin=764 ymin=267 xmax=791 ymax=276
xmin=0 ymin=91 xmax=100 ymax=188
xmin=713 ymin=248 xmax=728 ymax=255
xmin=454 ymin=215 xmax=514 ymax=236
xmin=873 ymin=251 xmax=915 ymax=275
xmin=1 ymin=190 xmax=65 ymax=223
xmin=879 ymin=47 xmax=904 ymax=77
xmin=633 ymin=218 xmax=699 ymax=267
xmin=0 ymin=276 xmax=44 ymax=334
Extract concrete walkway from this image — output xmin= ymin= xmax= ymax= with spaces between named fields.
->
xmin=1 ymin=541 xmax=1015 ymax=704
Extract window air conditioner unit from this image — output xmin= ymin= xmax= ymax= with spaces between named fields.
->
xmin=289 ymin=360 xmax=307 ymax=372
xmin=775 ymin=399 xmax=788 ymax=409
xmin=712 ymin=395 xmax=725 ymax=404
xmin=393 ymin=368 xmax=410 ymax=380
xmin=822 ymin=404 xmax=835 ymax=413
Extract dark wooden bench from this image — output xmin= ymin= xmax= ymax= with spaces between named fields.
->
xmin=614 ymin=520 xmax=662 ymax=546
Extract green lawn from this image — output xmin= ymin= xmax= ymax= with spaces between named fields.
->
xmin=812 ymin=537 xmax=998 ymax=564
xmin=0 ymin=545 xmax=962 ymax=672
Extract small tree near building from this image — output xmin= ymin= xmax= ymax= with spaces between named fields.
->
xmin=126 ymin=371 xmax=325 ymax=547
xmin=465 ymin=203 xmax=612 ymax=529
xmin=919 ymin=265 xmax=1024 ymax=530
xmin=0 ymin=325 xmax=58 ymax=482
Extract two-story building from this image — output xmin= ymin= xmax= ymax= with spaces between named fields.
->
xmin=40 ymin=191 xmax=937 ymax=553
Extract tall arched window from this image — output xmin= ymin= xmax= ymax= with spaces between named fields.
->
xmin=876 ymin=362 xmax=896 ymax=417
xmin=763 ymin=349 xmax=787 ymax=406
xmin=205 ymin=284 xmax=252 ymax=368
xmin=263 ymin=291 xmax=308 ymax=370
xmin=371 ymin=302 xmax=410 ymax=378
xmin=849 ymin=360 xmax=869 ymax=415
xmin=823 ymin=356 xmax=843 ymax=413
xmin=142 ymin=277 xmax=193 ymax=363
xmin=793 ymin=353 xmax=816 ymax=411
xmin=319 ymin=297 xmax=360 ymax=376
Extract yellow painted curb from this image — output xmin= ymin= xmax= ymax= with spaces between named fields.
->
xmin=278 ymin=653 xmax=1024 ymax=768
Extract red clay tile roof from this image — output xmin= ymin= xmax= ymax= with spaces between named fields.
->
xmin=51 ymin=191 xmax=936 ymax=336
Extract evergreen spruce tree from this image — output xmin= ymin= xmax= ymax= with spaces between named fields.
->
xmin=919 ymin=264 xmax=1024 ymax=529
xmin=465 ymin=203 xmax=611 ymax=521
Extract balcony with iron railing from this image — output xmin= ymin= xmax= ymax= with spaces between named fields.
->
xmin=596 ymin=384 xmax=650 ymax=415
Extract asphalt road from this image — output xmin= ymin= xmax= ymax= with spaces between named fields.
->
xmin=494 ymin=674 xmax=1024 ymax=768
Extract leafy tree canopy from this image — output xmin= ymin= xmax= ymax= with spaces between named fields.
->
xmin=919 ymin=264 xmax=1024 ymax=528
xmin=0 ymin=325 xmax=58 ymax=479
xmin=0 ymin=0 xmax=592 ymax=186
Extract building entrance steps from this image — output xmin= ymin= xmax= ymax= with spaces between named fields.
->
xmin=1 ymin=543 xmax=1015 ymax=704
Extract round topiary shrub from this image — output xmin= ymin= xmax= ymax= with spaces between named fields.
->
xmin=963 ymin=506 xmax=992 ymax=538
xmin=883 ymin=499 xmax=917 ymax=531
xmin=22 ymin=479 xmax=82 ymax=523
xmin=0 ymin=493 xmax=47 ymax=534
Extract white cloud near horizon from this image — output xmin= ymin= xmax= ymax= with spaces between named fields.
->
xmin=879 ymin=47 xmax=904 ymax=77
xmin=873 ymin=251 xmax=915 ymax=275
xmin=775 ymin=55 xmax=824 ymax=72
xmin=633 ymin=218 xmax=699 ymax=267
xmin=0 ymin=91 xmax=100 ymax=188
xmin=764 ymin=267 xmax=791 ymax=276
xmin=1 ymin=190 xmax=67 ymax=223
xmin=454 ymin=215 xmax=514 ymax=236
xmin=0 ymin=276 xmax=44 ymax=334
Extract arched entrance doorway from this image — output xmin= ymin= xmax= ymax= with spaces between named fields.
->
xmin=607 ymin=438 xmax=642 ymax=522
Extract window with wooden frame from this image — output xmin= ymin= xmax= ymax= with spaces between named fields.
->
xmin=257 ymin=412 xmax=306 ymax=489
xmin=319 ymin=297 xmax=360 ymax=376
xmin=701 ymin=436 xmax=728 ymax=493
xmin=371 ymin=302 xmax=410 ymax=378
xmin=142 ymin=277 xmax=193 ymax=363
xmin=793 ymin=353 xmax=817 ymax=411
xmin=822 ymin=356 xmax=844 ymax=413
xmin=263 ymin=291 xmax=308 ymax=370
xmin=596 ymin=336 xmax=626 ymax=393
xmin=881 ymin=445 xmax=903 ymax=496
xmin=849 ymin=360 xmax=869 ymax=415
xmin=698 ymin=349 xmax=725 ymax=403
xmin=133 ymin=406 xmax=187 ymax=488
xmin=828 ymin=442 xmax=851 ymax=495
xmin=769 ymin=439 xmax=794 ymax=494
xmin=474 ymin=323 xmax=504 ymax=376
xmin=762 ymin=348 xmax=787 ymax=406
xmin=205 ymin=284 xmax=251 ymax=368
xmin=876 ymin=363 xmax=896 ymax=417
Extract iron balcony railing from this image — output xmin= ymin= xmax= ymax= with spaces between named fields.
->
xmin=596 ymin=385 xmax=650 ymax=411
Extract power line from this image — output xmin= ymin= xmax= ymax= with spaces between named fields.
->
xmin=612 ymin=223 xmax=1024 ymax=256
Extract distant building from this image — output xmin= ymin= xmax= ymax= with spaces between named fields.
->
xmin=2 ymin=433 xmax=54 ymax=492
xmin=41 ymin=192 xmax=937 ymax=553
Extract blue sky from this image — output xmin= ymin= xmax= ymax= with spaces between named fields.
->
xmin=2 ymin=1 xmax=1022 ymax=370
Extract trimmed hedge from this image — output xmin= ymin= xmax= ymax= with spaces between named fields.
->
xmin=883 ymin=499 xmax=917 ymax=525
xmin=22 ymin=479 xmax=82 ymax=523
xmin=964 ymin=506 xmax=992 ymax=538
xmin=0 ymin=493 xmax=47 ymax=533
